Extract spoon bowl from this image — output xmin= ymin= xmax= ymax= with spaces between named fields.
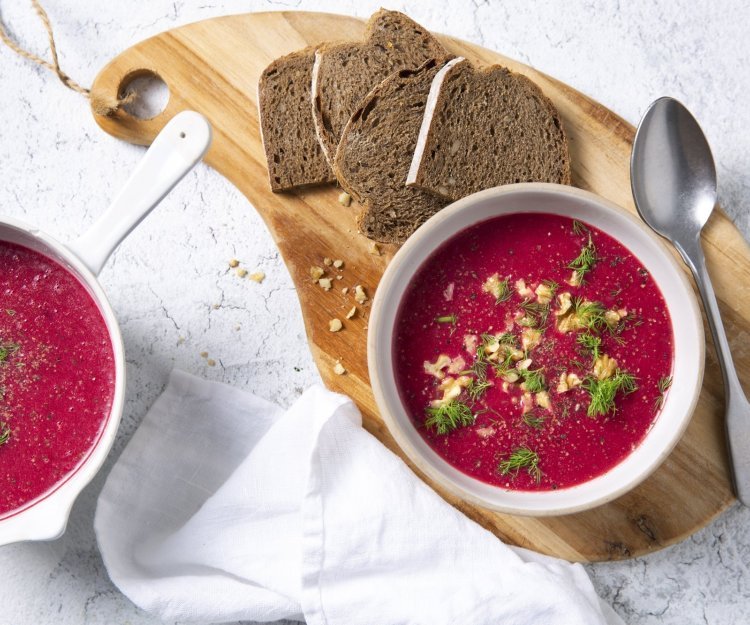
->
xmin=631 ymin=97 xmax=717 ymax=242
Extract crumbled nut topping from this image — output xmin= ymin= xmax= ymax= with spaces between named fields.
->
xmin=329 ymin=318 xmax=343 ymax=332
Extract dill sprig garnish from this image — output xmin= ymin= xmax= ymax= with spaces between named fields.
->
xmin=572 ymin=219 xmax=589 ymax=236
xmin=498 ymin=447 xmax=542 ymax=483
xmin=653 ymin=375 xmax=673 ymax=411
xmin=494 ymin=278 xmax=512 ymax=303
xmin=483 ymin=274 xmax=512 ymax=303
xmin=567 ymin=234 xmax=597 ymax=284
xmin=519 ymin=367 xmax=546 ymax=393
xmin=542 ymin=279 xmax=559 ymax=296
xmin=0 ymin=341 xmax=20 ymax=363
xmin=493 ymin=350 xmax=517 ymax=377
xmin=572 ymin=298 xmax=608 ymax=333
xmin=424 ymin=400 xmax=474 ymax=435
xmin=467 ymin=378 xmax=492 ymax=401
xmin=577 ymin=332 xmax=602 ymax=361
xmin=435 ymin=314 xmax=457 ymax=325
xmin=519 ymin=299 xmax=551 ymax=327
xmin=522 ymin=411 xmax=546 ymax=429
xmin=0 ymin=422 xmax=9 ymax=446
xmin=583 ymin=370 xmax=638 ymax=417
xmin=486 ymin=332 xmax=515 ymax=346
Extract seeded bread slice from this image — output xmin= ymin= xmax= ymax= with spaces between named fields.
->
xmin=258 ymin=47 xmax=335 ymax=192
xmin=407 ymin=58 xmax=571 ymax=201
xmin=334 ymin=59 xmax=450 ymax=244
xmin=312 ymin=9 xmax=451 ymax=169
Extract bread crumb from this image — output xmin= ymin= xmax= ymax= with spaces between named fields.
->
xmin=329 ymin=318 xmax=343 ymax=332
xmin=310 ymin=266 xmax=325 ymax=281
xmin=319 ymin=278 xmax=333 ymax=291
xmin=342 ymin=287 xmax=349 ymax=295
xmin=207 ymin=358 xmax=216 ymax=367
xmin=236 ymin=268 xmax=248 ymax=278
xmin=336 ymin=275 xmax=343 ymax=280
xmin=354 ymin=285 xmax=368 ymax=304
xmin=248 ymin=271 xmax=265 ymax=283
xmin=346 ymin=306 xmax=357 ymax=319
xmin=369 ymin=242 xmax=381 ymax=256
xmin=323 ymin=257 xmax=333 ymax=266
xmin=333 ymin=259 xmax=344 ymax=269
xmin=333 ymin=361 xmax=346 ymax=375
xmin=338 ymin=192 xmax=352 ymax=207
xmin=228 ymin=259 xmax=240 ymax=268
xmin=200 ymin=351 xmax=208 ymax=358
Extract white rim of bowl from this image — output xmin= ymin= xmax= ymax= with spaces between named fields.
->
xmin=368 ymin=183 xmax=704 ymax=516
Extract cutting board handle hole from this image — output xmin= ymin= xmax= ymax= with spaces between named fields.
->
xmin=118 ymin=70 xmax=170 ymax=120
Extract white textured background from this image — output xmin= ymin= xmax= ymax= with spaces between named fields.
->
xmin=1 ymin=0 xmax=749 ymax=623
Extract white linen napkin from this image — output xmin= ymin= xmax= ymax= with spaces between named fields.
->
xmin=95 ymin=370 xmax=623 ymax=625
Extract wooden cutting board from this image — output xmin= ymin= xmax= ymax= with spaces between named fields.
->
xmin=89 ymin=11 xmax=749 ymax=562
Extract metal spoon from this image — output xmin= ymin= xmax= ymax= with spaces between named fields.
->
xmin=631 ymin=96 xmax=750 ymax=506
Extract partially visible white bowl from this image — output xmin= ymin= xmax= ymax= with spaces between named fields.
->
xmin=368 ymin=183 xmax=704 ymax=516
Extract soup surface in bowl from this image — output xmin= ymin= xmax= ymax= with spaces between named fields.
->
xmin=0 ymin=241 xmax=115 ymax=516
xmin=394 ymin=212 xmax=674 ymax=491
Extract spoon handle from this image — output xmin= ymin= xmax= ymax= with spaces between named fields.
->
xmin=678 ymin=236 xmax=750 ymax=505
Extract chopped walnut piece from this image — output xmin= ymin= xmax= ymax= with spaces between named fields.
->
xmin=476 ymin=426 xmax=496 ymax=439
xmin=354 ymin=285 xmax=368 ymax=304
xmin=567 ymin=270 xmax=584 ymax=287
xmin=206 ymin=358 xmax=216 ymax=367
xmin=604 ymin=310 xmax=621 ymax=327
xmin=310 ymin=266 xmax=325 ymax=281
xmin=346 ymin=306 xmax=357 ymax=319
xmin=342 ymin=287 xmax=349 ymax=295
xmin=515 ymin=278 xmax=534 ymax=299
xmin=333 ymin=361 xmax=346 ymax=375
xmin=557 ymin=372 xmax=583 ymax=393
xmin=248 ymin=272 xmax=265 ymax=283
xmin=593 ymin=354 xmax=618 ymax=380
xmin=333 ymin=259 xmax=344 ymax=269
xmin=520 ymin=392 xmax=534 ymax=414
xmin=521 ymin=328 xmax=542 ymax=351
xmin=236 ymin=268 xmax=248 ymax=278
xmin=555 ymin=291 xmax=573 ymax=315
xmin=463 ymin=334 xmax=478 ymax=356
xmin=329 ymin=318 xmax=343 ymax=332
xmin=424 ymin=354 xmax=452 ymax=379
xmin=323 ymin=257 xmax=332 ymax=266
xmin=446 ymin=356 xmax=466 ymax=374
xmin=338 ymin=191 xmax=352 ymax=207
xmin=536 ymin=391 xmax=551 ymax=409
xmin=535 ymin=282 xmax=554 ymax=304
xmin=318 ymin=278 xmax=333 ymax=291
xmin=369 ymin=242 xmax=381 ymax=256
xmin=228 ymin=258 xmax=239 ymax=268
xmin=431 ymin=375 xmax=472 ymax=407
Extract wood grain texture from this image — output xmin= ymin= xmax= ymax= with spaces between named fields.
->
xmin=89 ymin=11 xmax=749 ymax=562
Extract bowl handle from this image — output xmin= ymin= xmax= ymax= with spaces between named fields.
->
xmin=68 ymin=110 xmax=212 ymax=276
xmin=0 ymin=489 xmax=74 ymax=546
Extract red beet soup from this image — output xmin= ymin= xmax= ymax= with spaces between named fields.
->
xmin=0 ymin=241 xmax=115 ymax=516
xmin=394 ymin=213 xmax=674 ymax=491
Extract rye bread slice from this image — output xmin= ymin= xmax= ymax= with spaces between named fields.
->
xmin=407 ymin=58 xmax=571 ymax=201
xmin=312 ymin=9 xmax=451 ymax=169
xmin=333 ymin=59 xmax=449 ymax=244
xmin=258 ymin=47 xmax=335 ymax=192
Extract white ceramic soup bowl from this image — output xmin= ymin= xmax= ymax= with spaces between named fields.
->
xmin=0 ymin=111 xmax=211 ymax=545
xmin=369 ymin=183 xmax=704 ymax=516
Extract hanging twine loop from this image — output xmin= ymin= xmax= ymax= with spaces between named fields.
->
xmin=0 ymin=0 xmax=135 ymax=116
